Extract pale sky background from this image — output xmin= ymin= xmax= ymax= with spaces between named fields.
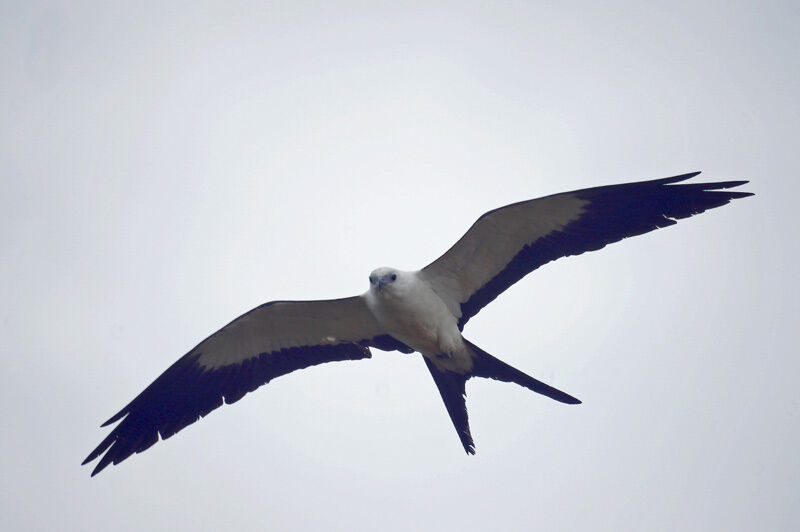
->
xmin=1 ymin=2 xmax=798 ymax=531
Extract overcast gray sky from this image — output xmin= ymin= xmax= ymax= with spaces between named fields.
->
xmin=1 ymin=1 xmax=797 ymax=531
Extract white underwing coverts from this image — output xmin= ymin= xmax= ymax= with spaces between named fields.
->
xmin=83 ymin=172 xmax=752 ymax=476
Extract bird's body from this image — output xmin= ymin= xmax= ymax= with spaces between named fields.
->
xmin=365 ymin=269 xmax=470 ymax=372
xmin=83 ymin=172 xmax=752 ymax=476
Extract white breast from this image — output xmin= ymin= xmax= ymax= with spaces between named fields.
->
xmin=365 ymin=270 xmax=472 ymax=372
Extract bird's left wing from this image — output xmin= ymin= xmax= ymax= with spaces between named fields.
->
xmin=420 ymin=172 xmax=752 ymax=329
xmin=83 ymin=296 xmax=408 ymax=476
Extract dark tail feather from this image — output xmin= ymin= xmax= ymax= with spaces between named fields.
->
xmin=422 ymin=357 xmax=475 ymax=454
xmin=422 ymin=342 xmax=579 ymax=454
xmin=464 ymin=339 xmax=581 ymax=405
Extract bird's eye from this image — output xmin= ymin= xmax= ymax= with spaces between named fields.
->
xmin=390 ymin=274 xmax=397 ymax=281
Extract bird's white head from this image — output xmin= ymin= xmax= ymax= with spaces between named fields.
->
xmin=368 ymin=267 xmax=406 ymax=295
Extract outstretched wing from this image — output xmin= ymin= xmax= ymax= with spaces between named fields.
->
xmin=420 ymin=172 xmax=752 ymax=329
xmin=83 ymin=296 xmax=409 ymax=476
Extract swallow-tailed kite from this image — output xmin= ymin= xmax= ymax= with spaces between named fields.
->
xmin=83 ymin=172 xmax=752 ymax=475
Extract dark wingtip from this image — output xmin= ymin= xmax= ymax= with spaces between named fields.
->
xmin=90 ymin=461 xmax=108 ymax=477
xmin=551 ymin=390 xmax=581 ymax=405
xmin=656 ymin=171 xmax=701 ymax=184
xmin=100 ymin=405 xmax=130 ymax=427
xmin=715 ymin=180 xmax=749 ymax=189
xmin=82 ymin=431 xmax=116 ymax=469
xmin=689 ymin=179 xmax=752 ymax=191
xmin=727 ymin=191 xmax=755 ymax=199
xmin=100 ymin=417 xmax=119 ymax=428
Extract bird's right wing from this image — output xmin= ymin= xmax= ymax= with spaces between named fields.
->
xmin=83 ymin=296 xmax=411 ymax=476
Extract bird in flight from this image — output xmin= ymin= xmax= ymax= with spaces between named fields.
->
xmin=83 ymin=172 xmax=751 ymax=476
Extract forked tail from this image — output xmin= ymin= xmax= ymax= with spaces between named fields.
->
xmin=464 ymin=339 xmax=581 ymax=405
xmin=423 ymin=339 xmax=580 ymax=454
